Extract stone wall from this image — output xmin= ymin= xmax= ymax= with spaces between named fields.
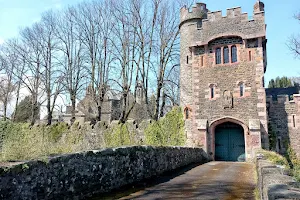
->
xmin=0 ymin=146 xmax=208 ymax=200
xmin=267 ymin=94 xmax=300 ymax=158
xmin=257 ymin=156 xmax=300 ymax=200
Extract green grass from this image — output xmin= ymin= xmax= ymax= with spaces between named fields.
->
xmin=0 ymin=107 xmax=186 ymax=162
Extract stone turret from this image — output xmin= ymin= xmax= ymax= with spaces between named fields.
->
xmin=254 ymin=0 xmax=265 ymax=13
xmin=180 ymin=3 xmax=208 ymax=27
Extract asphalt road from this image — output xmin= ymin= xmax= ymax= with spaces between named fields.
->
xmin=118 ymin=162 xmax=256 ymax=200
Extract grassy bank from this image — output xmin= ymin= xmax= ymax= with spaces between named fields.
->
xmin=0 ymin=107 xmax=186 ymax=162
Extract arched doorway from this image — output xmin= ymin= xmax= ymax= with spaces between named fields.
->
xmin=215 ymin=122 xmax=245 ymax=161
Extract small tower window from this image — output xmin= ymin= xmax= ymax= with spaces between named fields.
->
xmin=201 ymin=56 xmax=204 ymax=66
xmin=231 ymin=45 xmax=237 ymax=63
xmin=210 ymin=86 xmax=215 ymax=99
xmin=293 ymin=115 xmax=296 ymax=127
xmin=184 ymin=107 xmax=191 ymax=119
xmin=197 ymin=20 xmax=202 ymax=29
xmin=223 ymin=46 xmax=229 ymax=64
xmin=278 ymin=138 xmax=281 ymax=151
xmin=249 ymin=51 xmax=252 ymax=61
xmin=239 ymin=83 xmax=244 ymax=97
xmin=187 ymin=56 xmax=189 ymax=64
xmin=215 ymin=48 xmax=221 ymax=64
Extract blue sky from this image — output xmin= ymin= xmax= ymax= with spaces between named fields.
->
xmin=0 ymin=0 xmax=299 ymax=84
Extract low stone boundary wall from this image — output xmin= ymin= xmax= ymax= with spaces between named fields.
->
xmin=0 ymin=146 xmax=208 ymax=200
xmin=257 ymin=158 xmax=300 ymax=200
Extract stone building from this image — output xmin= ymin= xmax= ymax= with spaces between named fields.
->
xmin=266 ymin=87 xmax=300 ymax=157
xmin=76 ymin=82 xmax=148 ymax=123
xmin=180 ymin=1 xmax=268 ymax=161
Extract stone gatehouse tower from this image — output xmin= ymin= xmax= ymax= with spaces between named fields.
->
xmin=180 ymin=1 xmax=268 ymax=161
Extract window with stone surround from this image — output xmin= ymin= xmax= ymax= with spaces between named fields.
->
xmin=223 ymin=46 xmax=229 ymax=64
xmin=197 ymin=20 xmax=202 ymax=29
xmin=209 ymin=84 xmax=215 ymax=99
xmin=249 ymin=51 xmax=252 ymax=61
xmin=215 ymin=48 xmax=221 ymax=64
xmin=231 ymin=45 xmax=237 ymax=63
xmin=184 ymin=107 xmax=191 ymax=120
xmin=200 ymin=56 xmax=204 ymax=66
xmin=293 ymin=115 xmax=296 ymax=127
xmin=239 ymin=82 xmax=244 ymax=97
xmin=208 ymin=37 xmax=242 ymax=65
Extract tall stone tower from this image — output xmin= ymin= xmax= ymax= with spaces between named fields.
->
xmin=180 ymin=1 xmax=268 ymax=161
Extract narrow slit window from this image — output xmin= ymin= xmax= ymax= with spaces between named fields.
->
xmin=278 ymin=138 xmax=281 ymax=150
xmin=223 ymin=46 xmax=229 ymax=64
xmin=210 ymin=87 xmax=214 ymax=99
xmin=249 ymin=51 xmax=252 ymax=61
xmin=231 ymin=45 xmax=237 ymax=63
xmin=293 ymin=115 xmax=296 ymax=127
xmin=185 ymin=109 xmax=189 ymax=119
xmin=239 ymin=83 xmax=244 ymax=97
xmin=187 ymin=56 xmax=189 ymax=64
xmin=201 ymin=56 xmax=204 ymax=66
xmin=197 ymin=20 xmax=202 ymax=29
xmin=215 ymin=48 xmax=221 ymax=64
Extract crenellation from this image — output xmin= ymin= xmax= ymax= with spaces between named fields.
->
xmin=226 ymin=7 xmax=242 ymax=18
xmin=207 ymin=11 xmax=222 ymax=21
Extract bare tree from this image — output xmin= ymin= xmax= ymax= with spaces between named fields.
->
xmin=38 ymin=11 xmax=63 ymax=125
xmin=14 ymin=26 xmax=44 ymax=125
xmin=55 ymin=7 xmax=88 ymax=124
xmin=288 ymin=12 xmax=300 ymax=58
xmin=0 ymin=44 xmax=17 ymax=120
xmin=75 ymin=1 xmax=114 ymax=122
xmin=4 ymin=39 xmax=26 ymax=122
xmin=152 ymin=0 xmax=180 ymax=120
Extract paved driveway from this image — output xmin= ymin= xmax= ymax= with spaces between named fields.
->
xmin=119 ymin=162 xmax=256 ymax=200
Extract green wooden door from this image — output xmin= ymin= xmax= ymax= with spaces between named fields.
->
xmin=215 ymin=123 xmax=245 ymax=161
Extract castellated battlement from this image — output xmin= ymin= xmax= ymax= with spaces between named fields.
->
xmin=266 ymin=94 xmax=300 ymax=104
xmin=180 ymin=2 xmax=265 ymax=29
xmin=203 ymin=7 xmax=264 ymax=24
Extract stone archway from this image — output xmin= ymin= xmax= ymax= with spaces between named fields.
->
xmin=209 ymin=117 xmax=249 ymax=161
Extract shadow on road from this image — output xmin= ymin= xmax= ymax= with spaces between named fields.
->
xmin=88 ymin=163 xmax=203 ymax=200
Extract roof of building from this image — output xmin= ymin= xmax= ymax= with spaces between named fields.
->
xmin=265 ymin=87 xmax=299 ymax=97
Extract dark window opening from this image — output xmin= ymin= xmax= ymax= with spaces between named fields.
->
xmin=239 ymin=83 xmax=244 ymax=97
xmin=210 ymin=87 xmax=215 ymax=99
xmin=185 ymin=108 xmax=190 ymax=119
xmin=201 ymin=56 xmax=204 ymax=66
xmin=187 ymin=56 xmax=189 ymax=64
xmin=293 ymin=115 xmax=296 ymax=127
xmin=215 ymin=48 xmax=221 ymax=64
xmin=231 ymin=45 xmax=237 ymax=63
xmin=197 ymin=20 xmax=202 ymax=29
xmin=249 ymin=51 xmax=252 ymax=61
xmin=223 ymin=46 xmax=229 ymax=64
xmin=278 ymin=138 xmax=281 ymax=150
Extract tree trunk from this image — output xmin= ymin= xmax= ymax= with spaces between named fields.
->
xmin=13 ymin=81 xmax=21 ymax=122
xmin=47 ymin=91 xmax=52 ymax=125
xmin=70 ymin=94 xmax=76 ymax=124
xmin=30 ymin=95 xmax=38 ymax=126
